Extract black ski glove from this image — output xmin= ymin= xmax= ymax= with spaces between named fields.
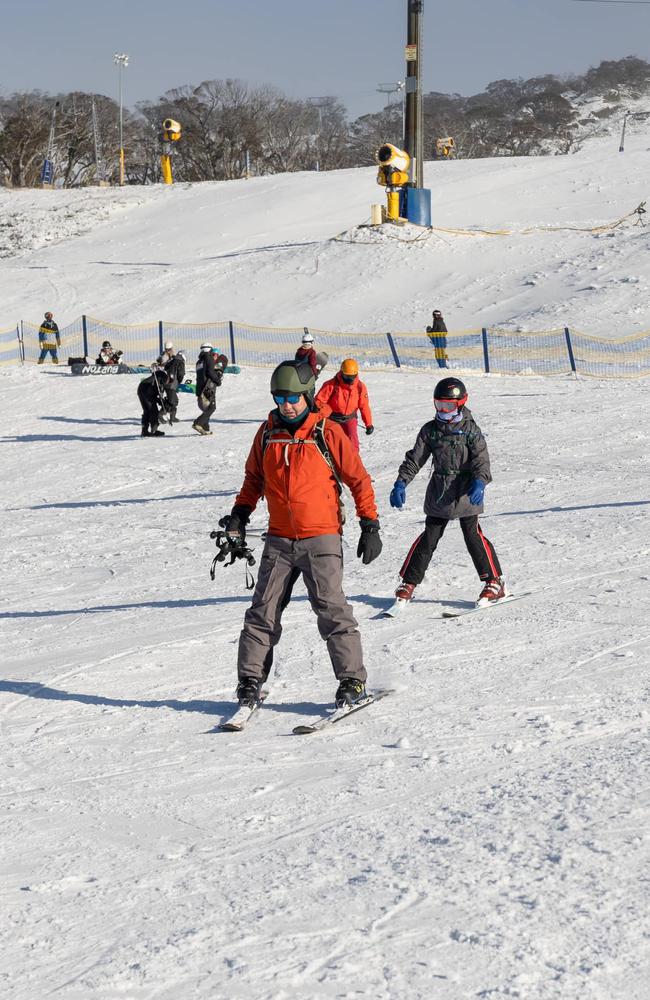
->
xmin=365 ymin=425 xmax=374 ymax=436
xmin=219 ymin=504 xmax=252 ymax=543
xmin=357 ymin=517 xmax=382 ymax=565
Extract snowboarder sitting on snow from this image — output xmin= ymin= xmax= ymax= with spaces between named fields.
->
xmin=315 ymin=358 xmax=374 ymax=453
xmin=426 ymin=309 xmax=449 ymax=369
xmin=294 ymin=331 xmax=320 ymax=378
xmin=157 ymin=341 xmax=185 ymax=424
xmin=193 ymin=344 xmax=227 ymax=436
xmin=137 ymin=366 xmax=170 ymax=437
xmin=95 ymin=340 xmax=123 ymax=365
xmin=37 ymin=311 xmax=61 ymax=364
xmin=389 ymin=377 xmax=506 ymax=607
xmin=219 ymin=360 xmax=382 ymax=710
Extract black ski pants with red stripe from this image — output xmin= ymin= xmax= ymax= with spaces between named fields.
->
xmin=400 ymin=515 xmax=502 ymax=585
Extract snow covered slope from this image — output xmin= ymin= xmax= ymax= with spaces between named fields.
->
xmin=2 ymin=138 xmax=650 ymax=998
xmin=2 ymin=131 xmax=650 ymax=336
xmin=1 ymin=364 xmax=649 ymax=999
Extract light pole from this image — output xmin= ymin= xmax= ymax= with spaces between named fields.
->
xmin=114 ymin=52 xmax=129 ymax=185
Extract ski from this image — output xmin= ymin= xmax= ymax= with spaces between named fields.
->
xmin=219 ymin=689 xmax=268 ymax=731
xmin=440 ymin=591 xmax=533 ymax=619
xmin=292 ymin=689 xmax=394 ymax=735
xmin=380 ymin=599 xmax=409 ymax=618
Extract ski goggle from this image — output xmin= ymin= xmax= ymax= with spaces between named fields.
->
xmin=434 ymin=398 xmax=462 ymax=412
xmin=273 ymin=392 xmax=302 ymax=404
xmin=341 ymin=374 xmax=357 ymax=384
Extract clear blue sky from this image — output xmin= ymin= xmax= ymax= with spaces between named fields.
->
xmin=3 ymin=0 xmax=649 ymax=118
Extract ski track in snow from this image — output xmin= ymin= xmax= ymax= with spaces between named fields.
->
xmin=2 ymin=141 xmax=650 ymax=997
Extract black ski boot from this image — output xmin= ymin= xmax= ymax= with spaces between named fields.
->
xmin=236 ymin=677 xmax=262 ymax=708
xmin=169 ymin=408 xmax=179 ymax=424
xmin=335 ymin=677 xmax=366 ymax=707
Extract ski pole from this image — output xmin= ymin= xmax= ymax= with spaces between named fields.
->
xmin=151 ymin=367 xmax=172 ymax=429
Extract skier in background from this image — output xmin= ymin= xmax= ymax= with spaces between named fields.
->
xmin=389 ymin=377 xmax=506 ymax=607
xmin=157 ymin=341 xmax=185 ymax=424
xmin=137 ymin=366 xmax=170 ymax=437
xmin=218 ymin=360 xmax=382 ymax=709
xmin=194 ymin=344 xmax=227 ymax=436
xmin=315 ymin=358 xmax=374 ymax=452
xmin=37 ymin=312 xmax=61 ymax=364
xmin=295 ymin=331 xmax=319 ymax=377
xmin=95 ymin=340 xmax=123 ymax=365
xmin=426 ymin=309 xmax=449 ymax=369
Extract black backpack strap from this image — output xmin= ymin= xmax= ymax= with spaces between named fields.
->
xmin=314 ymin=418 xmax=344 ymax=495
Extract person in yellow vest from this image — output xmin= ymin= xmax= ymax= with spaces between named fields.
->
xmin=426 ymin=309 xmax=449 ymax=369
xmin=38 ymin=312 xmax=61 ymax=364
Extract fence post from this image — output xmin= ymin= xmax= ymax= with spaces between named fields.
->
xmin=564 ymin=326 xmax=577 ymax=377
xmin=17 ymin=322 xmax=24 ymax=364
xmin=229 ymin=320 xmax=236 ymax=364
xmin=385 ymin=331 xmax=401 ymax=368
xmin=82 ymin=315 xmax=89 ymax=359
xmin=481 ymin=327 xmax=490 ymax=373
xmin=158 ymin=320 xmax=164 ymax=356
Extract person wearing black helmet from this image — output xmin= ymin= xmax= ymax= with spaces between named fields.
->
xmin=193 ymin=344 xmax=227 ymax=435
xmin=426 ymin=309 xmax=449 ymax=369
xmin=37 ymin=311 xmax=61 ymax=364
xmin=218 ymin=359 xmax=381 ymax=711
xmin=137 ymin=366 xmax=170 ymax=437
xmin=389 ymin=376 xmax=506 ymax=607
xmin=96 ymin=340 xmax=123 ymax=365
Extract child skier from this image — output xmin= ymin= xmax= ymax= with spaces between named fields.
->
xmin=389 ymin=377 xmax=506 ymax=607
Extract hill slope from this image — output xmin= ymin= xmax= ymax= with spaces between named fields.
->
xmin=2 ymin=132 xmax=650 ymax=336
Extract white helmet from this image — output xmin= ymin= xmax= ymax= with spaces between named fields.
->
xmin=164 ymin=340 xmax=174 ymax=350
xmin=200 ymin=342 xmax=212 ymax=351
xmin=302 ymin=332 xmax=314 ymax=345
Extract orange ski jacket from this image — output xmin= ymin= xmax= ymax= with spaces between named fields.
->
xmin=235 ymin=410 xmax=378 ymax=538
xmin=315 ymin=373 xmax=373 ymax=427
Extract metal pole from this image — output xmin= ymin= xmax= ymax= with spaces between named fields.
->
xmin=404 ymin=1 xmax=423 ymax=188
xmin=114 ymin=53 xmax=129 ymax=185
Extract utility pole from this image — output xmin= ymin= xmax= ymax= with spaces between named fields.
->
xmin=113 ymin=52 xmax=129 ymax=185
xmin=403 ymin=0 xmax=424 ymax=188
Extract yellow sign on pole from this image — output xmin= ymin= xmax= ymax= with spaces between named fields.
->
xmin=405 ymin=44 xmax=417 ymax=61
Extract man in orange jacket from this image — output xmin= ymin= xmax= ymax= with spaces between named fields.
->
xmin=315 ymin=358 xmax=374 ymax=452
xmin=219 ymin=360 xmax=382 ymax=709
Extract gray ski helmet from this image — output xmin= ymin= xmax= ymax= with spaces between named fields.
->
xmin=270 ymin=360 xmax=316 ymax=403
xmin=200 ymin=342 xmax=212 ymax=351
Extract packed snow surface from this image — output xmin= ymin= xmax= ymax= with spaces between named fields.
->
xmin=1 ymin=364 xmax=649 ymax=1000
xmin=1 ymin=136 xmax=650 ymax=998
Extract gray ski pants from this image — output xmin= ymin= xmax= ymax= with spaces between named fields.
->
xmin=237 ymin=533 xmax=366 ymax=684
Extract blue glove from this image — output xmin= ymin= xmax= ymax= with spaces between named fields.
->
xmin=467 ymin=478 xmax=486 ymax=505
xmin=390 ymin=479 xmax=407 ymax=509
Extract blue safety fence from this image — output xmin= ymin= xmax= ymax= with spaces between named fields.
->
xmin=6 ymin=315 xmax=650 ymax=377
